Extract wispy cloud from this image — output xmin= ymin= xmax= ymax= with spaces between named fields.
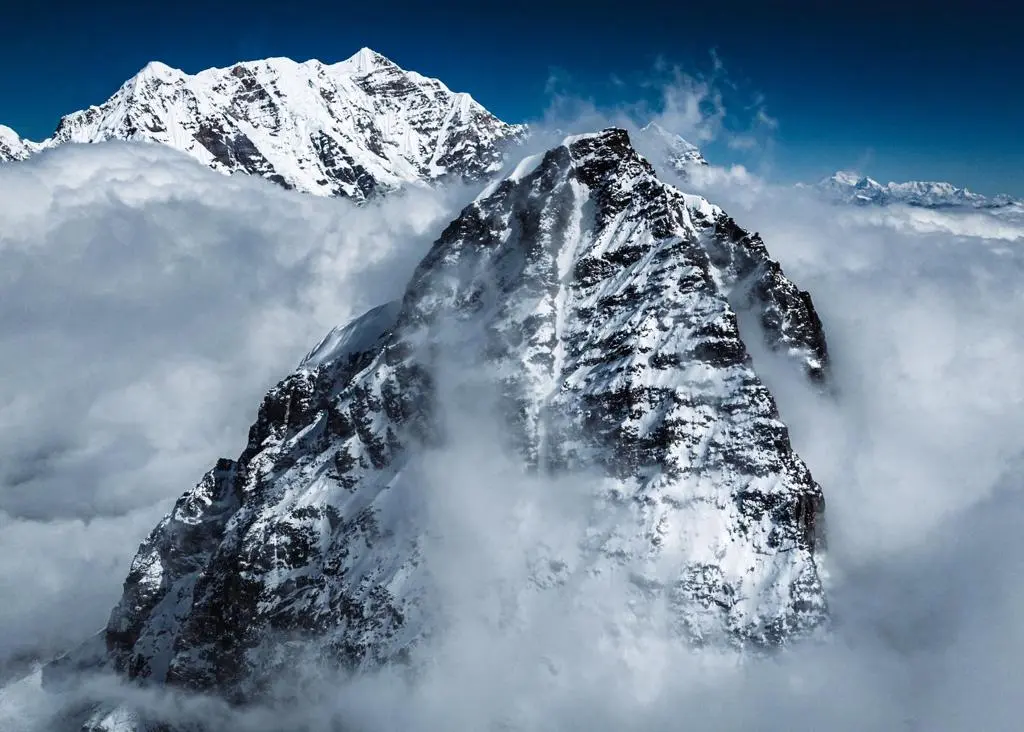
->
xmin=536 ymin=50 xmax=778 ymax=167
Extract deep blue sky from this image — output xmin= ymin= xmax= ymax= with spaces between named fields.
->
xmin=2 ymin=0 xmax=1021 ymax=195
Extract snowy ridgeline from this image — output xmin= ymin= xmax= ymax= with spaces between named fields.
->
xmin=0 ymin=48 xmax=524 ymax=202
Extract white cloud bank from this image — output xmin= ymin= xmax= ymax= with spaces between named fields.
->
xmin=0 ymin=142 xmax=461 ymax=678
xmin=3 ymin=124 xmax=1024 ymax=731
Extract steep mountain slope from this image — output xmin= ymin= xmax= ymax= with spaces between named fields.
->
xmin=17 ymin=48 xmax=524 ymax=201
xmin=52 ymin=129 xmax=830 ymax=729
xmin=0 ymin=125 xmax=38 ymax=161
xmin=816 ymin=170 xmax=1019 ymax=209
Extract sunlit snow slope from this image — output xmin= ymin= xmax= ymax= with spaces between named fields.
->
xmin=6 ymin=48 xmax=524 ymax=202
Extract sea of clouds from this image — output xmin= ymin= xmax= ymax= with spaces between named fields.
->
xmin=0 ymin=142 xmax=462 ymax=684
xmin=2 ymin=69 xmax=1024 ymax=730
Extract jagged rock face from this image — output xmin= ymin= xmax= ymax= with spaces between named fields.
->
xmin=697 ymin=213 xmax=829 ymax=382
xmin=816 ymin=170 xmax=1019 ymax=209
xmin=35 ymin=48 xmax=524 ymax=201
xmin=0 ymin=124 xmax=37 ymax=161
xmin=62 ymin=129 xmax=830 ymax=718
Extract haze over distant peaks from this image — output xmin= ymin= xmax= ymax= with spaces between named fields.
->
xmin=0 ymin=48 xmax=525 ymax=202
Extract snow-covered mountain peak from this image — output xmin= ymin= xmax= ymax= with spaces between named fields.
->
xmin=829 ymin=169 xmax=873 ymax=187
xmin=341 ymin=46 xmax=396 ymax=74
xmin=475 ymin=128 xmax=649 ymax=210
xmin=32 ymin=48 xmax=524 ymax=201
xmin=50 ymin=130 xmax=831 ymax=728
xmin=133 ymin=60 xmax=181 ymax=81
xmin=474 ymin=127 xmax=829 ymax=381
xmin=553 ymin=127 xmax=651 ymax=176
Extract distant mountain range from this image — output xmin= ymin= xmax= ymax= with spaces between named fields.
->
xmin=6 ymin=53 xmax=1011 ymax=213
xmin=812 ymin=170 xmax=1021 ymax=210
xmin=0 ymin=48 xmax=524 ymax=202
